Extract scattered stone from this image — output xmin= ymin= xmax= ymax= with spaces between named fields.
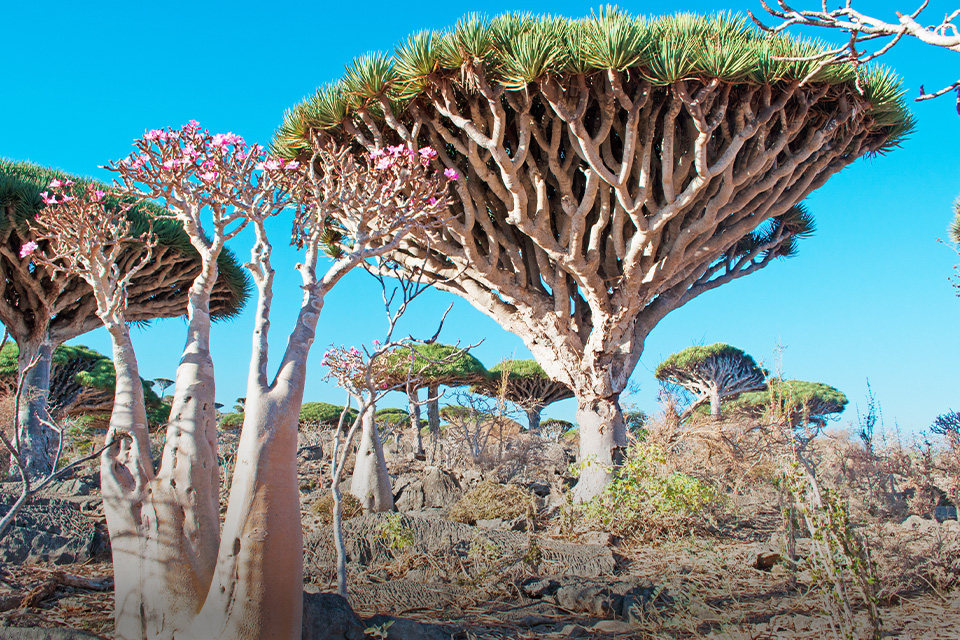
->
xmin=299 ymin=445 xmax=325 ymax=461
xmin=590 ymin=620 xmax=637 ymax=633
xmin=0 ymin=495 xmax=108 ymax=565
xmin=902 ymin=515 xmax=936 ymax=531
xmin=302 ymin=591 xmax=365 ymax=640
xmin=0 ymin=629 xmax=106 ymax=639
xmin=476 ymin=518 xmax=503 ymax=529
xmin=557 ymin=624 xmax=588 ymax=638
xmin=394 ymin=467 xmax=462 ymax=511
xmin=363 ymin=614 xmax=455 ymax=640
xmin=753 ymin=551 xmax=781 ymax=571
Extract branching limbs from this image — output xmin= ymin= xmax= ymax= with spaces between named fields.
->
xmin=750 ymin=0 xmax=960 ymax=103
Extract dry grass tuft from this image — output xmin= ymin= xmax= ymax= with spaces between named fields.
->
xmin=448 ymin=481 xmax=537 ymax=525
xmin=311 ymin=492 xmax=363 ymax=525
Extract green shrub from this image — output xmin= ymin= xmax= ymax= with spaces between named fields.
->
xmin=300 ymin=402 xmax=358 ymax=426
xmin=219 ymin=412 xmax=243 ymax=430
xmin=574 ymin=442 xmax=723 ymax=542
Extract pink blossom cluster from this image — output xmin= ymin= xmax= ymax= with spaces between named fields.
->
xmin=322 ymin=344 xmax=393 ymax=392
xmin=368 ymin=145 xmax=458 ymax=181
xmin=118 ymin=122 xmax=302 ymax=185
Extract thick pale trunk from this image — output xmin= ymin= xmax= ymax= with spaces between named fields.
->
xmin=14 ymin=339 xmax=55 ymax=480
xmin=571 ymin=394 xmax=626 ymax=503
xmin=100 ymin=323 xmax=177 ymax=640
xmin=189 ymin=392 xmax=303 ymax=640
xmin=525 ymin=406 xmax=542 ymax=433
xmin=350 ymin=405 xmax=394 ymax=513
xmin=709 ymin=389 xmax=721 ymax=418
xmin=408 ymin=389 xmax=423 ymax=455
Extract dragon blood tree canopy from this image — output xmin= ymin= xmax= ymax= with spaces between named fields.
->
xmin=275 ymin=9 xmax=912 ymax=498
xmin=0 ymin=159 xmax=250 ymax=477
xmin=473 ymin=359 xmax=574 ymax=432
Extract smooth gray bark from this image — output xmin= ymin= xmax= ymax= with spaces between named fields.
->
xmin=350 ymin=405 xmax=394 ymax=513
xmin=571 ymin=395 xmax=626 ymax=503
xmin=14 ymin=339 xmax=55 ymax=480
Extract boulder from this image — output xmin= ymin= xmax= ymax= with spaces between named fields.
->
xmin=394 ymin=467 xmax=461 ymax=511
xmin=0 ymin=495 xmax=107 ymax=565
xmin=302 ymin=591 xmax=365 ymax=640
xmin=362 ymin=615 xmax=454 ymax=640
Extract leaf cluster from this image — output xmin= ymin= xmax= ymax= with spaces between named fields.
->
xmin=275 ymin=8 xmax=912 ymax=158
xmin=726 ymin=377 xmax=847 ymax=426
xmin=655 ymin=342 xmax=765 ymax=381
xmin=0 ymin=160 xmax=250 ymax=320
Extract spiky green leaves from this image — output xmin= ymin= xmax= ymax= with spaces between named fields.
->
xmin=276 ymin=8 xmax=911 ymax=154
xmin=951 ymin=198 xmax=960 ymax=243
xmin=655 ymin=343 xmax=765 ymax=382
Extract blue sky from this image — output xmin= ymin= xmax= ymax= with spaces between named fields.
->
xmin=3 ymin=0 xmax=958 ymax=435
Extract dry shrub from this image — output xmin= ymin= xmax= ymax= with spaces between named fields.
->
xmin=311 ymin=492 xmax=363 ymax=525
xmin=448 ymin=480 xmax=537 ymax=525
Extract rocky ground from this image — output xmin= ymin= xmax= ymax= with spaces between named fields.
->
xmin=0 ymin=426 xmax=958 ymax=639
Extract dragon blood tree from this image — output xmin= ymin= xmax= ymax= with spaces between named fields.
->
xmin=655 ymin=343 xmax=767 ymax=419
xmin=0 ymin=160 xmax=247 ymax=479
xmin=473 ymin=359 xmax=573 ymax=432
xmin=380 ymin=342 xmax=487 ymax=454
xmin=27 ymin=124 xmax=450 ymax=640
xmin=728 ymin=378 xmax=848 ymax=439
xmin=276 ymin=10 xmax=913 ymax=499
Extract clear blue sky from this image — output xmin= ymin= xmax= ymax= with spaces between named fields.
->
xmin=3 ymin=0 xmax=957 ymax=436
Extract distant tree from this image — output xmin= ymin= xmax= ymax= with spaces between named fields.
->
xmin=0 ymin=160 xmax=248 ymax=479
xmin=540 ymin=418 xmax=576 ymax=442
xmin=153 ymin=377 xmax=175 ymax=397
xmin=381 ymin=343 xmax=487 ymax=454
xmin=932 ymin=409 xmax=960 ymax=444
xmin=656 ymin=343 xmax=767 ymax=419
xmin=727 ymin=378 xmax=847 ymax=443
xmin=473 ymin=359 xmax=573 ymax=433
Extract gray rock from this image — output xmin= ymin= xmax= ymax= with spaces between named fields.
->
xmin=394 ymin=467 xmax=461 ymax=511
xmin=302 ymin=591 xmax=365 ymax=640
xmin=0 ymin=496 xmax=107 ymax=565
xmin=0 ymin=629 xmax=106 ymax=639
xmin=558 ymin=625 xmax=588 ymax=638
xmin=363 ymin=615 xmax=454 ymax=640
xmin=299 ymin=445 xmax=324 ymax=462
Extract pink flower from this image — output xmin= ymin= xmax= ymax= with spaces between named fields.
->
xmin=444 ymin=168 xmax=459 ymax=181
xmin=376 ymin=157 xmax=396 ymax=170
xmin=256 ymin=159 xmax=280 ymax=171
xmin=48 ymin=179 xmax=62 ymax=188
xmin=369 ymin=148 xmax=386 ymax=159
xmin=19 ymin=241 xmax=38 ymax=259
xmin=237 ymin=151 xmax=249 ymax=161
xmin=162 ymin=159 xmax=180 ymax=170
xmin=386 ymin=144 xmax=406 ymax=157
xmin=202 ymin=160 xmax=215 ymax=170
xmin=144 ymin=129 xmax=163 ymax=140
xmin=200 ymin=172 xmax=218 ymax=182
xmin=285 ymin=161 xmax=300 ymax=171
xmin=428 ymin=197 xmax=437 ymax=205
xmin=186 ymin=120 xmax=200 ymax=130
xmin=64 ymin=179 xmax=74 ymax=186
xmin=92 ymin=190 xmax=106 ymax=201
xmin=62 ymin=195 xmax=74 ymax=202
xmin=419 ymin=147 xmax=437 ymax=160
xmin=39 ymin=191 xmax=54 ymax=204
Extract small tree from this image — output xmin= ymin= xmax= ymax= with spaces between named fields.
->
xmin=727 ymin=378 xmax=848 ymax=444
xmin=472 ymin=359 xmax=573 ymax=432
xmin=381 ymin=342 xmax=487 ymax=455
xmin=655 ymin=343 xmax=767 ymax=419
xmin=28 ymin=124 xmax=450 ymax=639
xmin=0 ymin=161 xmax=248 ymax=479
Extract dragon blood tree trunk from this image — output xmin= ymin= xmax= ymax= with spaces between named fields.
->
xmin=572 ymin=394 xmax=626 ymax=502
xmin=14 ymin=337 xmax=55 ymax=480
xmin=350 ymin=404 xmax=394 ymax=513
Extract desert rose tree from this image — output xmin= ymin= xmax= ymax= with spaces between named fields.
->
xmin=28 ymin=123 xmax=451 ymax=640
xmin=0 ymin=161 xmax=248 ymax=479
xmin=655 ymin=343 xmax=767 ymax=419
xmin=276 ymin=10 xmax=912 ymax=499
